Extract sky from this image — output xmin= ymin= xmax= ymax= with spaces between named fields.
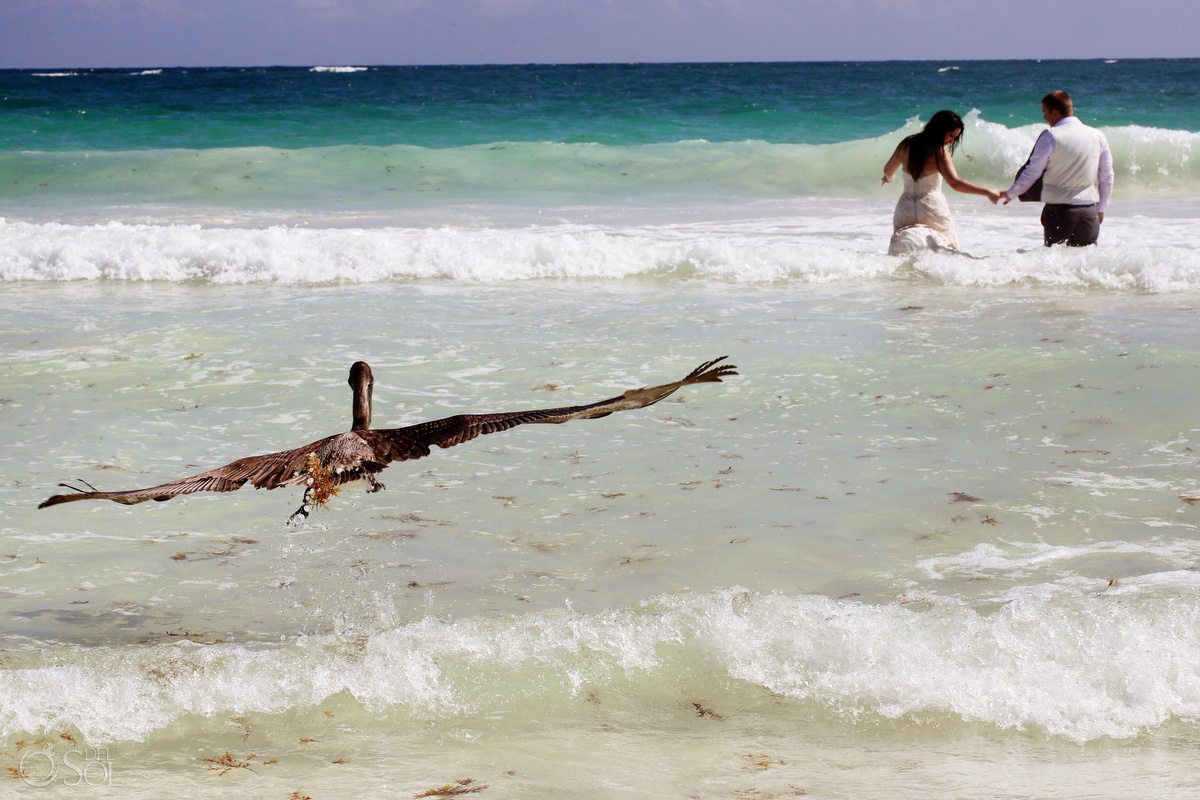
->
xmin=0 ymin=0 xmax=1196 ymax=69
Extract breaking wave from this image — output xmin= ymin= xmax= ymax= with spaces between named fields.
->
xmin=4 ymin=587 xmax=1199 ymax=744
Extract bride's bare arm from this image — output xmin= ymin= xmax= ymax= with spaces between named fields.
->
xmin=937 ymin=148 xmax=1001 ymax=203
xmin=882 ymin=142 xmax=907 ymax=185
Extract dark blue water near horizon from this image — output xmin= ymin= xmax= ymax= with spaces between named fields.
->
xmin=2 ymin=59 xmax=1198 ymax=152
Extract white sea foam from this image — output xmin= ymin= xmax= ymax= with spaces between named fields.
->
xmin=1047 ymin=470 xmax=1178 ymax=495
xmin=3 ymin=216 xmax=1199 ymax=290
xmin=3 ymin=588 xmax=1198 ymax=744
xmin=310 ymin=66 xmax=369 ymax=73
xmin=918 ymin=539 xmax=1200 ymax=580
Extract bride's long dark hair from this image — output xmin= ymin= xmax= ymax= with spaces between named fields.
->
xmin=905 ymin=110 xmax=964 ymax=177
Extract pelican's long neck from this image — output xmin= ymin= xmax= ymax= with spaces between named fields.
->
xmin=349 ymin=361 xmax=374 ymax=431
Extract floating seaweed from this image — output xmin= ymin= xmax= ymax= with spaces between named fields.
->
xmin=303 ymin=453 xmax=341 ymax=511
xmin=414 ymin=778 xmax=489 ymax=797
xmin=739 ymin=752 xmax=788 ymax=771
xmin=200 ymin=751 xmax=271 ymax=775
xmin=229 ymin=716 xmax=253 ymax=740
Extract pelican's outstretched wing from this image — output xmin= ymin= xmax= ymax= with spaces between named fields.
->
xmin=37 ymin=439 xmax=334 ymax=509
xmin=361 ymin=356 xmax=738 ymax=465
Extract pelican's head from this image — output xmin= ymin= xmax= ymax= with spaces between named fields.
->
xmin=349 ymin=361 xmax=374 ymax=431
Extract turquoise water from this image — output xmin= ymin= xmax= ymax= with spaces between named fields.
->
xmin=5 ymin=61 xmax=1200 ymax=151
xmin=3 ymin=60 xmax=1200 ymax=219
xmin=4 ymin=61 xmax=1200 ymax=798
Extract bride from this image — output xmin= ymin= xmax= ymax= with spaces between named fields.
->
xmin=882 ymin=110 xmax=1001 ymax=255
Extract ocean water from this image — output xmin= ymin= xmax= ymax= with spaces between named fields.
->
xmin=3 ymin=60 xmax=1200 ymax=798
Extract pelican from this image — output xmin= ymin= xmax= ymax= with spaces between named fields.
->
xmin=39 ymin=357 xmax=737 ymax=522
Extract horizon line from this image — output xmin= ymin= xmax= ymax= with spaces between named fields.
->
xmin=3 ymin=56 xmax=1187 ymax=72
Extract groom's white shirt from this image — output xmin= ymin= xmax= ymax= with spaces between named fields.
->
xmin=1005 ymin=117 xmax=1114 ymax=212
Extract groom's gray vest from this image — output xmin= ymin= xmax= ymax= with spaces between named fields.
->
xmin=1042 ymin=121 xmax=1102 ymax=205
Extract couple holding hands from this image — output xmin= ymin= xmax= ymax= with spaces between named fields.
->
xmin=882 ymin=90 xmax=1115 ymax=255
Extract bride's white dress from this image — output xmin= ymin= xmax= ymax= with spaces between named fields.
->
xmin=889 ymin=171 xmax=959 ymax=255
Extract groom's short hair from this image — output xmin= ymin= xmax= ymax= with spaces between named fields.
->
xmin=1042 ymin=91 xmax=1073 ymax=117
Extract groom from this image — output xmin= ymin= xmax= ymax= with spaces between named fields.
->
xmin=1003 ymin=90 xmax=1114 ymax=247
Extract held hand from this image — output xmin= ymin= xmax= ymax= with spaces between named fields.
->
xmin=985 ymin=189 xmax=1001 ymax=205
xmin=1001 ymin=192 xmax=1013 ymax=205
